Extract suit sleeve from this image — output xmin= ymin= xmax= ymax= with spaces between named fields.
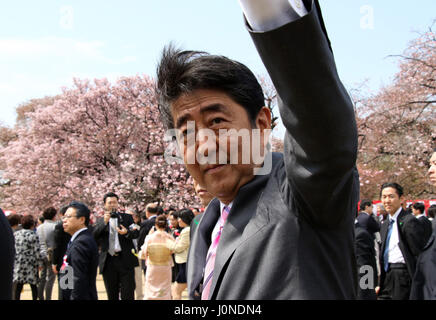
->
xmin=355 ymin=229 xmax=373 ymax=267
xmin=123 ymin=214 xmax=139 ymax=240
xmin=248 ymin=0 xmax=358 ymax=228
xmin=52 ymin=223 xmax=63 ymax=266
xmin=171 ymin=228 xmax=190 ymax=254
xmin=403 ymin=216 xmax=426 ymax=257
xmin=368 ymin=215 xmax=381 ymax=234
xmin=93 ymin=217 xmax=108 ymax=241
xmin=70 ymin=241 xmax=92 ymax=300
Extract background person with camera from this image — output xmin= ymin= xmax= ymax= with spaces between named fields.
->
xmin=93 ymin=192 xmax=139 ymax=300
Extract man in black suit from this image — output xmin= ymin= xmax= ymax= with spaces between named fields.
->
xmin=156 ymin=0 xmax=359 ymax=299
xmin=137 ymin=203 xmax=161 ymax=276
xmin=410 ymin=150 xmax=436 ymax=299
xmin=355 ymin=221 xmax=377 ymax=300
xmin=429 ymin=205 xmax=436 ymax=230
xmin=51 ymin=205 xmax=72 ymax=300
xmin=61 ymin=201 xmax=98 ymax=300
xmin=377 ymin=183 xmax=425 ymax=300
xmin=93 ymin=192 xmax=139 ymax=300
xmin=357 ymin=200 xmax=380 ymax=236
xmin=411 ymin=202 xmax=432 ymax=245
xmin=137 ymin=203 xmax=159 ymax=252
xmin=0 ymin=208 xmax=14 ymax=300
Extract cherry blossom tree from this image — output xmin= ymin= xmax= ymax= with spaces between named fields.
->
xmin=355 ymin=22 xmax=436 ymax=199
xmin=0 ymin=76 xmax=199 ymax=215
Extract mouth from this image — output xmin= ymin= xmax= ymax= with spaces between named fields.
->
xmin=203 ymin=164 xmax=228 ymax=175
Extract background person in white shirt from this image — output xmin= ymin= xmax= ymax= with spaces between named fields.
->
xmin=377 ymin=183 xmax=425 ymax=300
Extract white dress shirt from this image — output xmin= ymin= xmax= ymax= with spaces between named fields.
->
xmin=387 ymin=207 xmax=405 ymax=264
xmin=70 ymin=227 xmax=88 ymax=243
xmin=109 ymin=217 xmax=122 ymax=253
xmin=238 ymin=0 xmax=308 ymax=32
xmin=416 ymin=214 xmax=426 ymax=220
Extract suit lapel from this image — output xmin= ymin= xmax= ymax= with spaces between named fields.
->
xmin=380 ymin=219 xmax=389 ymax=254
xmin=209 ymin=172 xmax=270 ymax=299
xmin=187 ymin=198 xmax=220 ymax=294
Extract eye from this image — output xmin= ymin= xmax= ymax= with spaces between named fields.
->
xmin=211 ymin=118 xmax=224 ymax=125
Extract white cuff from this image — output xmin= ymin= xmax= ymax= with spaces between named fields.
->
xmin=238 ymin=0 xmax=308 ymax=32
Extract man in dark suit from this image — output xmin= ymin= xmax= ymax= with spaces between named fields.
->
xmin=61 ymin=201 xmax=98 ymax=300
xmin=357 ymin=199 xmax=380 ymax=236
xmin=355 ymin=221 xmax=377 ymax=300
xmin=136 ymin=202 xmax=159 ymax=275
xmin=51 ymin=205 xmax=72 ymax=300
xmin=156 ymin=0 xmax=359 ymax=299
xmin=93 ymin=192 xmax=139 ymax=300
xmin=410 ymin=150 xmax=436 ymax=300
xmin=0 ymin=208 xmax=15 ymax=300
xmin=137 ymin=203 xmax=159 ymax=251
xmin=377 ymin=183 xmax=425 ymax=300
xmin=411 ymin=202 xmax=432 ymax=245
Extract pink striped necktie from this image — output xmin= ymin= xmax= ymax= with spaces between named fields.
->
xmin=201 ymin=205 xmax=230 ymax=300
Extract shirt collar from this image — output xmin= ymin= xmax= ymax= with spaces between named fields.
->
xmin=389 ymin=207 xmax=402 ymax=222
xmin=416 ymin=214 xmax=426 ymax=219
xmin=70 ymin=227 xmax=87 ymax=243
xmin=219 ymin=201 xmax=233 ymax=214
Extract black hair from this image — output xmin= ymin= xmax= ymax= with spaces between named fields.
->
xmin=359 ymin=199 xmax=373 ymax=211
xmin=157 ymin=206 xmax=164 ymax=216
xmin=42 ymin=207 xmax=57 ymax=220
xmin=67 ymin=201 xmax=91 ymax=226
xmin=60 ymin=205 xmax=69 ymax=215
xmin=428 ymin=205 xmax=436 ymax=219
xmin=7 ymin=214 xmax=21 ymax=227
xmin=156 ymin=44 xmax=265 ymax=129
xmin=412 ymin=202 xmax=425 ymax=214
xmin=178 ymin=208 xmax=195 ymax=226
xmin=380 ymin=182 xmax=404 ymax=198
xmin=147 ymin=205 xmax=158 ymax=214
xmin=103 ymin=192 xmax=119 ymax=204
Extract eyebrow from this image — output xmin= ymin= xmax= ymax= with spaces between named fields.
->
xmin=175 ymin=103 xmax=230 ymax=129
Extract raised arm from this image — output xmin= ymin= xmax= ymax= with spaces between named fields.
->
xmin=242 ymin=0 xmax=359 ymax=227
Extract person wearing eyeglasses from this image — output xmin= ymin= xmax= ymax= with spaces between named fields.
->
xmin=61 ymin=201 xmax=99 ymax=300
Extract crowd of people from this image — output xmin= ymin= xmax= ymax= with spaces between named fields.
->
xmin=355 ymin=186 xmax=436 ymax=300
xmin=1 ymin=181 xmax=214 ymax=300
xmin=2 ymin=162 xmax=436 ymax=301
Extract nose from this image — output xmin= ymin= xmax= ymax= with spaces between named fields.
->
xmin=196 ymin=128 xmax=218 ymax=165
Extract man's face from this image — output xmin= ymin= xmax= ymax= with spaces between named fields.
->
xmin=62 ymin=207 xmax=85 ymax=236
xmin=171 ymin=89 xmax=271 ymax=204
xmin=411 ymin=208 xmax=421 ymax=216
xmin=104 ymin=197 xmax=118 ymax=212
xmin=365 ymin=204 xmax=373 ymax=214
xmin=381 ymin=187 xmax=403 ymax=216
xmin=428 ymin=152 xmax=436 ymax=187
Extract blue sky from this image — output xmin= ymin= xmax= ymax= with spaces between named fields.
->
xmin=1 ymin=0 xmax=435 ymax=133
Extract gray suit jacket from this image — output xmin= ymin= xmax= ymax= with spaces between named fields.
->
xmin=187 ymin=0 xmax=359 ymax=300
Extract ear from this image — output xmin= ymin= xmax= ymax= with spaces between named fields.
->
xmin=79 ymin=216 xmax=86 ymax=227
xmin=255 ymin=106 xmax=272 ymax=131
